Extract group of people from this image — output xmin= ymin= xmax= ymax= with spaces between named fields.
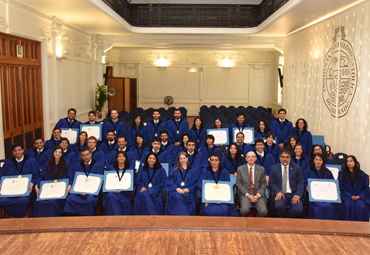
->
xmin=0 ymin=107 xmax=368 ymax=222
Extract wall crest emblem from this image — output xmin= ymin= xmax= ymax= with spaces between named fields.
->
xmin=322 ymin=26 xmax=357 ymax=118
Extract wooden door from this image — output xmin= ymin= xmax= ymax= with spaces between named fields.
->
xmin=129 ymin=78 xmax=137 ymax=112
xmin=107 ymin=78 xmax=124 ymax=112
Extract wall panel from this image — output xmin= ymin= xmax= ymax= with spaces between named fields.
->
xmin=205 ymin=67 xmax=225 ymax=99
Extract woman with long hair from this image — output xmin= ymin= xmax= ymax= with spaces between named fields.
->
xmin=131 ymin=134 xmax=149 ymax=163
xmin=177 ymin=133 xmax=191 ymax=155
xmin=212 ymin=118 xmax=227 ymax=156
xmin=188 ymin=117 xmax=206 ymax=150
xmin=285 ymin=135 xmax=298 ymax=153
xmin=339 ymin=155 xmax=370 ymax=221
xmin=165 ymin=152 xmax=198 ymax=215
xmin=220 ymin=143 xmax=245 ymax=176
xmin=309 ymin=144 xmax=333 ymax=165
xmin=133 ymin=152 xmax=167 ymax=215
xmin=73 ymin=131 xmax=88 ymax=159
xmin=254 ymin=120 xmax=270 ymax=140
xmin=127 ymin=115 xmax=146 ymax=148
xmin=103 ymin=151 xmax=133 ymax=215
xmin=33 ymin=146 xmax=72 ymax=217
xmin=294 ymin=118 xmax=313 ymax=156
xmin=291 ymin=143 xmax=309 ymax=173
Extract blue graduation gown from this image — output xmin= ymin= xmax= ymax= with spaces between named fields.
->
xmin=305 ymin=167 xmax=338 ymax=220
xmin=102 ymin=167 xmax=133 ymax=216
xmin=33 ymin=163 xmax=73 ymax=217
xmin=255 ymin=152 xmax=275 ymax=176
xmin=270 ymin=119 xmax=294 ymax=144
xmin=200 ymin=146 xmax=222 ymax=160
xmin=127 ymin=125 xmax=146 ymax=148
xmin=25 ymin=148 xmax=52 ymax=171
xmin=228 ymin=122 xmax=251 ymax=143
xmin=165 ymin=167 xmax=198 ymax=215
xmin=220 ymin=156 xmax=246 ymax=175
xmin=227 ymin=143 xmax=253 ymax=158
xmin=161 ymin=142 xmax=177 ymax=164
xmin=63 ymin=159 xmax=104 ymax=216
xmin=167 ymin=119 xmax=189 ymax=144
xmin=72 ymin=144 xmax=87 ymax=161
xmin=176 ymin=144 xmax=187 ymax=156
xmin=0 ymin=156 xmax=38 ymax=218
xmin=339 ymin=171 xmax=370 ymax=221
xmin=294 ymin=129 xmax=313 ymax=155
xmin=145 ymin=120 xmax=167 ymax=145
xmin=133 ymin=166 xmax=167 ymax=215
xmin=103 ymin=120 xmax=126 ymax=141
xmin=264 ymin=143 xmax=280 ymax=163
xmin=131 ymin=145 xmax=149 ymax=163
xmin=141 ymin=149 xmax=171 ymax=165
xmin=107 ymin=148 xmax=135 ymax=168
xmin=254 ymin=130 xmax=267 ymax=140
xmin=175 ymin=151 xmax=207 ymax=176
xmin=44 ymin=139 xmax=61 ymax=151
xmin=64 ymin=149 xmax=77 ymax=165
xmin=188 ymin=128 xmax=207 ymax=150
xmin=99 ymin=141 xmax=118 ymax=160
xmin=199 ymin=167 xmax=238 ymax=217
xmin=54 ymin=118 xmax=81 ymax=130
xmin=291 ymin=157 xmax=310 ymax=174
xmin=92 ymin=149 xmax=106 ymax=168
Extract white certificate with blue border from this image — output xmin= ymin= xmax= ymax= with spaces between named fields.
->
xmin=70 ymin=172 xmax=103 ymax=195
xmin=103 ymin=170 xmax=134 ymax=192
xmin=207 ymin=128 xmax=229 ymax=145
xmin=326 ymin=164 xmax=341 ymax=180
xmin=0 ymin=174 xmax=32 ymax=197
xmin=233 ymin=127 xmax=254 ymax=144
xmin=36 ymin=179 xmax=69 ymax=201
xmin=202 ymin=180 xmax=234 ymax=204
xmin=308 ymin=178 xmax=341 ymax=203
xmin=61 ymin=128 xmax=79 ymax=144
xmin=80 ymin=124 xmax=103 ymax=141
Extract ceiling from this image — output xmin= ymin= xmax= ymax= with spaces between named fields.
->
xmin=129 ymin=0 xmax=263 ymax=4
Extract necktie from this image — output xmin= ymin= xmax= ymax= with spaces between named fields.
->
xmin=249 ymin=167 xmax=254 ymax=194
xmin=282 ymin=166 xmax=287 ymax=194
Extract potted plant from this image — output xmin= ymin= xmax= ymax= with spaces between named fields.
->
xmin=94 ymin=83 xmax=108 ymax=119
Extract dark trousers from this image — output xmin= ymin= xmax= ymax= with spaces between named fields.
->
xmin=275 ymin=193 xmax=303 ymax=218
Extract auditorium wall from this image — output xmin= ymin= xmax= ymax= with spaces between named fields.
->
xmin=105 ymin=49 xmax=281 ymax=116
xmin=284 ymin=1 xmax=370 ymax=173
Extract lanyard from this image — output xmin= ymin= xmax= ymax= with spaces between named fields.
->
xmin=115 ymin=166 xmax=127 ymax=182
xmin=12 ymin=158 xmax=26 ymax=176
xmin=146 ymin=168 xmax=157 ymax=185
xmin=179 ymin=168 xmax=189 ymax=183
xmin=208 ymin=168 xmax=222 ymax=185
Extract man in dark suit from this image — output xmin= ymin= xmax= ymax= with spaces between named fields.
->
xmin=236 ymin=151 xmax=268 ymax=217
xmin=269 ymin=149 xmax=304 ymax=218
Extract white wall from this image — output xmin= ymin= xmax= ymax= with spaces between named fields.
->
xmin=106 ymin=49 xmax=279 ymax=115
xmin=284 ymin=1 xmax=370 ymax=173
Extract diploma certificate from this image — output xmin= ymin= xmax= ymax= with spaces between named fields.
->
xmin=37 ymin=179 xmax=68 ymax=201
xmin=80 ymin=124 xmax=103 ymax=141
xmin=233 ymin=127 xmax=254 ymax=144
xmin=326 ymin=164 xmax=341 ymax=180
xmin=0 ymin=174 xmax=32 ymax=197
xmin=308 ymin=178 xmax=341 ymax=203
xmin=202 ymin=180 xmax=234 ymax=204
xmin=70 ymin=173 xmax=103 ymax=195
xmin=61 ymin=128 xmax=79 ymax=144
xmin=103 ymin=170 xmax=134 ymax=192
xmin=207 ymin=128 xmax=229 ymax=145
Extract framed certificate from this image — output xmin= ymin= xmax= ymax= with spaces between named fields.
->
xmin=207 ymin=128 xmax=229 ymax=145
xmin=36 ymin=178 xmax=69 ymax=201
xmin=326 ymin=164 xmax=341 ymax=180
xmin=80 ymin=124 xmax=103 ymax=141
xmin=308 ymin=178 xmax=341 ymax=203
xmin=201 ymin=180 xmax=234 ymax=204
xmin=161 ymin=163 xmax=169 ymax=176
xmin=103 ymin=170 xmax=134 ymax=192
xmin=230 ymin=175 xmax=237 ymax=185
xmin=61 ymin=128 xmax=79 ymax=144
xmin=232 ymin=127 xmax=254 ymax=144
xmin=70 ymin=172 xmax=103 ymax=195
xmin=0 ymin=174 xmax=32 ymax=197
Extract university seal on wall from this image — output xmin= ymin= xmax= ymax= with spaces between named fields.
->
xmin=322 ymin=26 xmax=357 ymax=118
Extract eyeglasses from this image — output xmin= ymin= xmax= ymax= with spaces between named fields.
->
xmin=280 ymin=156 xmax=291 ymax=159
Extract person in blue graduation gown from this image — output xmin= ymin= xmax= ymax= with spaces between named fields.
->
xmin=103 ymin=151 xmax=133 ymax=215
xmin=87 ymin=136 xmax=106 ymax=168
xmin=167 ymin=109 xmax=189 ymax=146
xmin=309 ymin=145 xmax=333 ymax=165
xmin=270 ymin=108 xmax=293 ymax=149
xmin=0 ymin=144 xmax=38 ymax=218
xmin=264 ymin=132 xmax=281 ymax=164
xmin=254 ymin=139 xmax=275 ymax=183
xmin=133 ymin=152 xmax=167 ymax=215
xmin=254 ymin=120 xmax=270 ymax=140
xmin=212 ymin=118 xmax=227 ymax=156
xmin=220 ymin=143 xmax=246 ymax=176
xmin=141 ymin=137 xmax=171 ymax=164
xmin=45 ymin=128 xmax=62 ymax=150
xmin=72 ymin=131 xmax=88 ymax=160
xmin=228 ymin=113 xmax=251 ymax=144
xmin=229 ymin=132 xmax=253 ymax=158
xmin=176 ymin=134 xmax=191 ymax=155
xmin=200 ymin=134 xmax=222 ymax=160
xmin=63 ymin=147 xmax=104 ymax=216
xmin=59 ymin=137 xmax=77 ymax=165
xmin=165 ymin=152 xmax=199 ymax=215
xmin=339 ymin=155 xmax=370 ymax=221
xmin=99 ymin=130 xmax=118 ymax=160
xmin=199 ymin=153 xmax=238 ymax=217
xmin=291 ymin=144 xmax=309 ymax=173
xmin=294 ymin=118 xmax=313 ymax=156
xmin=131 ymin=134 xmax=149 ymax=163
xmin=25 ymin=138 xmax=52 ymax=171
xmin=160 ymin=130 xmax=177 ymax=165
xmin=85 ymin=110 xmax=100 ymax=125
xmin=284 ymin=135 xmax=298 ymax=154
xmin=103 ymin=109 xmax=126 ymax=141
xmin=305 ymin=154 xmax=338 ymax=220
xmin=33 ymin=146 xmax=73 ymax=217
xmin=127 ymin=115 xmax=146 ymax=148
xmin=145 ymin=109 xmax=167 ymax=146
xmin=188 ymin=117 xmax=206 ymax=150
xmin=175 ymin=139 xmax=206 ymax=176
xmin=107 ymin=136 xmax=135 ymax=168
xmin=53 ymin=108 xmax=81 ymax=131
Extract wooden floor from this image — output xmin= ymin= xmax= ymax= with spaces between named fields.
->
xmin=0 ymin=216 xmax=370 ymax=254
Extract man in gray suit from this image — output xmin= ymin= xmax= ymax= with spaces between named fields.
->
xmin=236 ymin=151 xmax=268 ymax=217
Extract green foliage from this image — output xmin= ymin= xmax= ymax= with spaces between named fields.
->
xmin=94 ymin=83 xmax=108 ymax=112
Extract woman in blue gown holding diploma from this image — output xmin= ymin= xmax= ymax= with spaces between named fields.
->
xmin=305 ymin=154 xmax=338 ymax=220
xmin=200 ymin=153 xmax=238 ymax=217
xmin=34 ymin=146 xmax=72 ymax=217
xmin=133 ymin=152 xmax=167 ymax=215
xmin=103 ymin=151 xmax=133 ymax=215
xmin=165 ymin=152 xmax=199 ymax=215
xmin=339 ymin=155 xmax=370 ymax=221
xmin=221 ymin=143 xmax=245 ymax=176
